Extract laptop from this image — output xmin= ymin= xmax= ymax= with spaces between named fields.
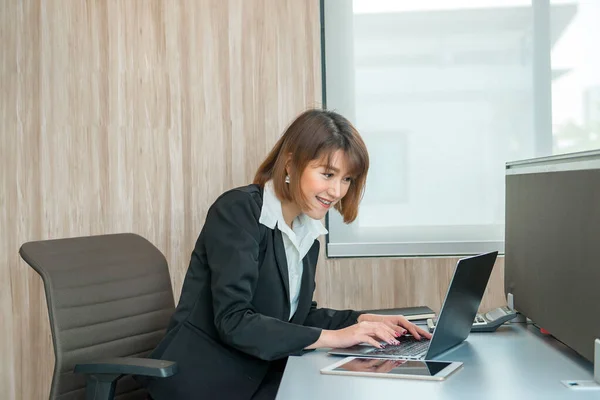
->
xmin=328 ymin=251 xmax=498 ymax=360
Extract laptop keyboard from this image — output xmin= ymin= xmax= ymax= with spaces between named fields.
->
xmin=367 ymin=336 xmax=430 ymax=358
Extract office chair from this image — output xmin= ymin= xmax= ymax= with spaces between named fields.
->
xmin=19 ymin=233 xmax=178 ymax=400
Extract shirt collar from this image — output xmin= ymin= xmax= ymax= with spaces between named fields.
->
xmin=259 ymin=180 xmax=328 ymax=237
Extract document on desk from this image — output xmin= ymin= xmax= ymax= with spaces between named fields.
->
xmin=363 ymin=306 xmax=436 ymax=321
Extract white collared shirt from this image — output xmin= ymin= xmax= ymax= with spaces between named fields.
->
xmin=259 ymin=181 xmax=328 ymax=320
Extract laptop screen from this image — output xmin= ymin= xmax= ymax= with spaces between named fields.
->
xmin=425 ymin=251 xmax=498 ymax=359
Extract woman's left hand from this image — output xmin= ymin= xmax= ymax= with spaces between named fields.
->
xmin=357 ymin=313 xmax=432 ymax=340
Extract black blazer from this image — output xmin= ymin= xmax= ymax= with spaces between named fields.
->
xmin=146 ymin=184 xmax=360 ymax=400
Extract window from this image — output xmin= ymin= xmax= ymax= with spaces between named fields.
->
xmin=323 ymin=0 xmax=600 ymax=257
xmin=551 ymin=0 xmax=600 ymax=154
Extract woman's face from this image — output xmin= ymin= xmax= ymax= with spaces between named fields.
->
xmin=299 ymin=149 xmax=353 ymax=220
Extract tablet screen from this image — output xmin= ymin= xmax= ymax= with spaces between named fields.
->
xmin=330 ymin=358 xmax=453 ymax=376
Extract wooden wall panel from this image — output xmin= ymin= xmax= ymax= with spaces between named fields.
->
xmin=1 ymin=1 xmax=323 ymax=398
xmin=0 ymin=1 xmax=505 ymax=399
xmin=315 ymin=251 xmax=506 ymax=314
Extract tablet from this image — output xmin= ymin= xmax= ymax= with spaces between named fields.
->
xmin=320 ymin=357 xmax=462 ymax=381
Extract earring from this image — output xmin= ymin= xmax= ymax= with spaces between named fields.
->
xmin=285 ymin=175 xmax=290 ymax=184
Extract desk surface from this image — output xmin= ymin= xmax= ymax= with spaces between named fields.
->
xmin=276 ymin=323 xmax=597 ymax=399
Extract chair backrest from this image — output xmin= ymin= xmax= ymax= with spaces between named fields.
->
xmin=19 ymin=233 xmax=175 ymax=400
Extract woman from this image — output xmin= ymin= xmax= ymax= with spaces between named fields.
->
xmin=146 ymin=109 xmax=431 ymax=400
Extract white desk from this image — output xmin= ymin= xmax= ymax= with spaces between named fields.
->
xmin=276 ymin=323 xmax=597 ymax=399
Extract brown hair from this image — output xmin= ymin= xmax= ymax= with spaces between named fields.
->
xmin=253 ymin=109 xmax=369 ymax=223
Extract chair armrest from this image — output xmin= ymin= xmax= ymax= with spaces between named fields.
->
xmin=74 ymin=357 xmax=177 ymax=378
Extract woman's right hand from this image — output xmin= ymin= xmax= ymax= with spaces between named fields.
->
xmin=307 ymin=321 xmax=402 ymax=350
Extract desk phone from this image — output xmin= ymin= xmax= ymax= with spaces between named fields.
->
xmin=427 ymin=306 xmax=517 ymax=333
